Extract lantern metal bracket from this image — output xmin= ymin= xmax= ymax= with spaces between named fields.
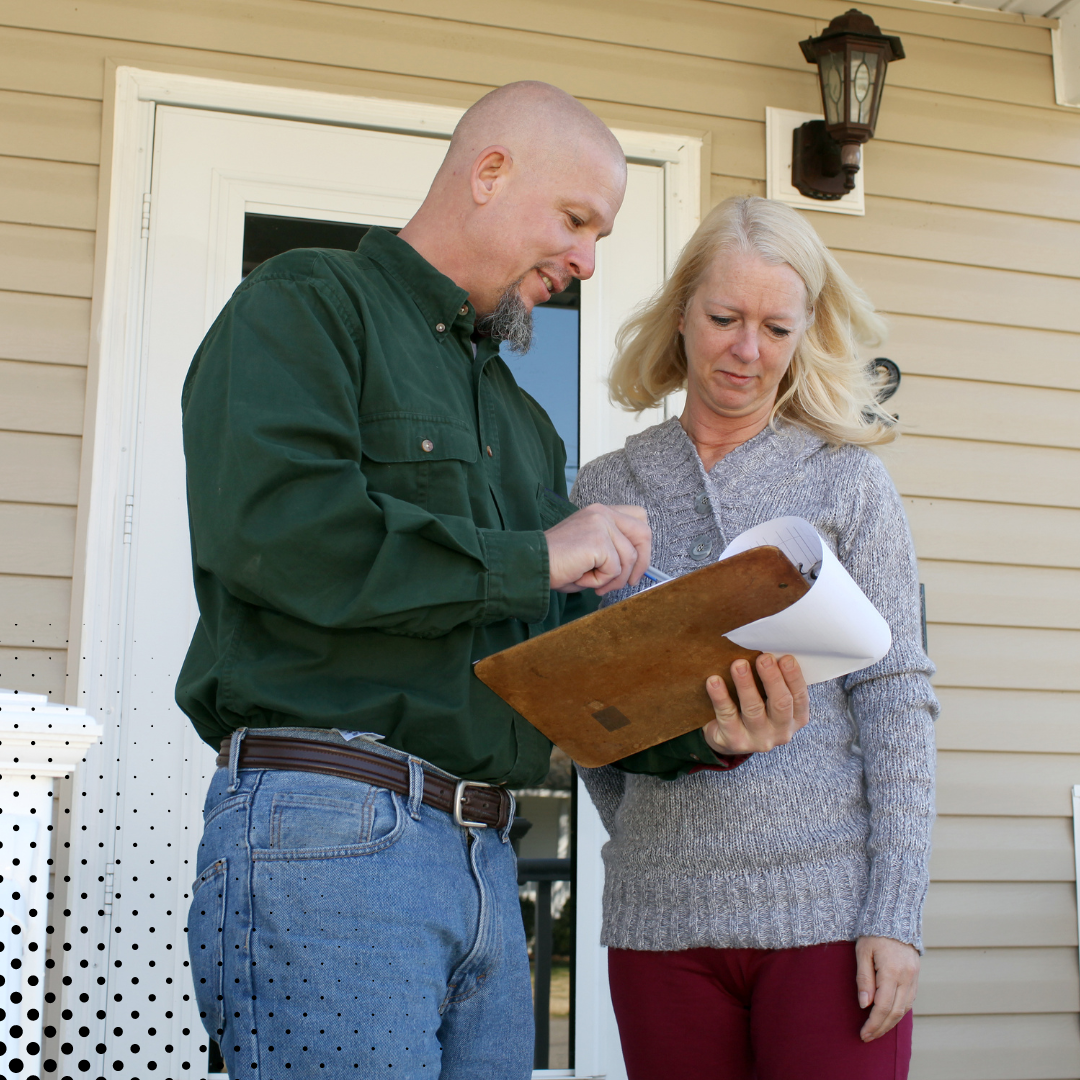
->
xmin=792 ymin=120 xmax=854 ymax=201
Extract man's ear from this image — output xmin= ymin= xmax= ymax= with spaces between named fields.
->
xmin=471 ymin=145 xmax=512 ymax=206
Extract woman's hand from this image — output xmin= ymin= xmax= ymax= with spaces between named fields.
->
xmin=701 ymin=653 xmax=809 ymax=755
xmin=856 ymin=935 xmax=920 ymax=1041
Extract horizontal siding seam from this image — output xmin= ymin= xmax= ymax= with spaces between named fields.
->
xmin=927 ymin=620 xmax=1080 ymax=633
xmin=715 ymin=0 xmax=1056 ymax=31
xmin=894 ymin=432 xmax=1080 ymax=453
xmin=0 ymin=218 xmax=94 ymax=235
xmin=830 ymin=246 xmax=1080 ymax=284
xmin=878 ymin=309 xmax=1080 ymax=337
xmin=0 ymin=571 xmax=73 ymax=581
xmin=891 ymin=372 xmax=1080 ymax=394
xmin=933 ymin=682 xmax=1080 ymax=694
xmin=0 ymin=151 xmax=101 ymax=168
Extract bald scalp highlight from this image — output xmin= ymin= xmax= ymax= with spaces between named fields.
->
xmin=438 ymin=80 xmax=625 ymax=183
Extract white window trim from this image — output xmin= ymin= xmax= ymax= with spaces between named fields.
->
xmin=71 ymin=65 xmax=700 ymax=1080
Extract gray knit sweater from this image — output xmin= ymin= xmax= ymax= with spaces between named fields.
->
xmin=571 ymin=417 xmax=937 ymax=952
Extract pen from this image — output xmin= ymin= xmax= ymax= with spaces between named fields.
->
xmin=545 ymin=488 xmax=672 ymax=585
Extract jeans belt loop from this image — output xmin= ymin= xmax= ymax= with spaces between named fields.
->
xmin=407 ymin=757 xmax=425 ymax=821
xmin=499 ymin=789 xmax=516 ymax=844
xmin=227 ymin=727 xmax=249 ymax=793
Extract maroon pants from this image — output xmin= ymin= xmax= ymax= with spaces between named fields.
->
xmin=609 ymin=942 xmax=912 ymax=1080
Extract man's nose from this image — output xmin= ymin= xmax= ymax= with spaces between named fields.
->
xmin=566 ymin=236 xmax=597 ymax=282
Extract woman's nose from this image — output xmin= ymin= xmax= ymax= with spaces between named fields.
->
xmin=730 ymin=327 xmax=759 ymax=363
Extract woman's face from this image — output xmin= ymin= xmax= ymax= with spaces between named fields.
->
xmin=680 ymin=248 xmax=808 ymax=422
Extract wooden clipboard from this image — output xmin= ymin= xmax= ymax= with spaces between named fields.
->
xmin=474 ymin=547 xmax=810 ymax=767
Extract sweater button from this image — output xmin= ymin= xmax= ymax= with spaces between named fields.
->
xmin=421 ymin=439 xmax=434 ymax=452
xmin=435 ymin=322 xmax=446 ymax=333
xmin=486 ymin=445 xmax=494 ymax=457
xmin=689 ymin=535 xmax=713 ymax=561
xmin=693 ymin=491 xmax=711 ymax=516
xmin=459 ymin=305 xmax=469 ymax=316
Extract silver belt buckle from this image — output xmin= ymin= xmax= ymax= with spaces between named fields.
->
xmin=453 ymin=779 xmax=494 ymax=828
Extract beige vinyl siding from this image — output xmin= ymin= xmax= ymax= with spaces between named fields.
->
xmin=0 ymin=1 xmax=1076 ymax=1075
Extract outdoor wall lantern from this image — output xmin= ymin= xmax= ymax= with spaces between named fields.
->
xmin=794 ymin=9 xmax=905 ymax=200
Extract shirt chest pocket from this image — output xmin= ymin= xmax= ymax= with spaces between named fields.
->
xmin=360 ymin=413 xmax=479 ymax=513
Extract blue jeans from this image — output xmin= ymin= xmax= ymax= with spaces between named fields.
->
xmin=187 ymin=729 xmax=533 ymax=1079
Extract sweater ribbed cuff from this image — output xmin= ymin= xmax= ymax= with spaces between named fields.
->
xmin=856 ymin=853 xmax=929 ymax=952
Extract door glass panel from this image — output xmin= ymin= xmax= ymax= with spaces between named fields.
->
xmin=241 ymin=212 xmax=579 ymax=1075
xmin=243 ymin=212 xmax=384 ymax=276
xmin=499 ymin=279 xmax=581 ymax=493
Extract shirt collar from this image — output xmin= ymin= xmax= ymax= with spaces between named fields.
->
xmin=359 ymin=227 xmax=475 ymax=339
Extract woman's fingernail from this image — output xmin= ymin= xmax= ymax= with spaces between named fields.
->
xmin=859 ymin=992 xmax=869 ymax=1008
xmin=707 ymin=676 xmax=720 ymax=688
xmin=759 ymin=654 xmax=774 ymax=668
xmin=781 ymin=656 xmax=795 ymax=672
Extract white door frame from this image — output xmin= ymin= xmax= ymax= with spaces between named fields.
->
xmin=68 ymin=65 xmax=701 ymax=1078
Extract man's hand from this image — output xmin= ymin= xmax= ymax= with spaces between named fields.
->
xmin=701 ymin=654 xmax=809 ymax=755
xmin=856 ymin=936 xmax=920 ymax=1042
xmin=545 ymin=504 xmax=651 ymax=596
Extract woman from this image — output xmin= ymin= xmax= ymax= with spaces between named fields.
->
xmin=572 ymin=196 xmax=937 ymax=1080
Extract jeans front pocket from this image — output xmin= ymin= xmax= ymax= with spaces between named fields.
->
xmin=187 ymin=858 xmax=227 ymax=1039
xmin=263 ymin=786 xmax=405 ymax=859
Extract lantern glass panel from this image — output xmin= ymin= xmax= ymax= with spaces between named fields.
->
xmin=820 ymin=50 xmax=844 ymax=125
xmin=849 ymin=49 xmax=879 ymax=125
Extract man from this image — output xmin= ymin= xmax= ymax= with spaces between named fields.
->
xmin=179 ymin=81 xmax=805 ymax=1078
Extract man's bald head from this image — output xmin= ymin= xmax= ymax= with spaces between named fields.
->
xmin=438 ymin=81 xmax=625 ymax=185
xmin=398 ymin=82 xmax=627 ymax=348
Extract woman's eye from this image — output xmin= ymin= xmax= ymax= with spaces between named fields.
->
xmin=769 ymin=325 xmax=792 ymax=338
xmin=709 ymin=315 xmax=734 ymax=327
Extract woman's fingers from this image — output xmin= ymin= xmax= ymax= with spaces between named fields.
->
xmin=702 ymin=656 xmax=805 ymax=755
xmin=855 ymin=938 xmax=877 ymax=1010
xmin=857 ymin=936 xmax=920 ymax=1042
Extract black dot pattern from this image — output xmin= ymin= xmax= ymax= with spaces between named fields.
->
xmin=2 ymin=688 xmax=220 ymax=1079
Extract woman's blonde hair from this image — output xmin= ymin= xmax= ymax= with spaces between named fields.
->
xmin=608 ymin=196 xmax=897 ymax=447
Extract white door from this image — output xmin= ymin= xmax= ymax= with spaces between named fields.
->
xmin=62 ymin=100 xmax=670 ymax=1079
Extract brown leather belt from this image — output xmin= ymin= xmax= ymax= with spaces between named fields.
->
xmin=217 ymin=735 xmax=513 ymax=830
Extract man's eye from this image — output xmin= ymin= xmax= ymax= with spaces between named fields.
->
xmin=568 ymin=214 xmax=583 ymax=228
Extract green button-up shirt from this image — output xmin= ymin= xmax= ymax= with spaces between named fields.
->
xmin=176 ymin=227 xmax=593 ymax=787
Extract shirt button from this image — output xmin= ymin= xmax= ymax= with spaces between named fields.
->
xmin=486 ymin=445 xmax=494 ymax=457
xmin=460 ymin=305 xmax=469 ymax=316
xmin=421 ymin=439 xmax=434 ymax=452
xmin=689 ymin=536 xmax=713 ymax=561
xmin=694 ymin=491 xmax=711 ymax=516
xmin=435 ymin=322 xmax=446 ymax=333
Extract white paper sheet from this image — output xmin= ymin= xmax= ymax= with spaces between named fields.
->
xmin=719 ymin=516 xmax=892 ymax=684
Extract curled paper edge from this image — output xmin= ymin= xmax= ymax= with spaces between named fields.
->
xmin=720 ymin=517 xmax=892 ymax=685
